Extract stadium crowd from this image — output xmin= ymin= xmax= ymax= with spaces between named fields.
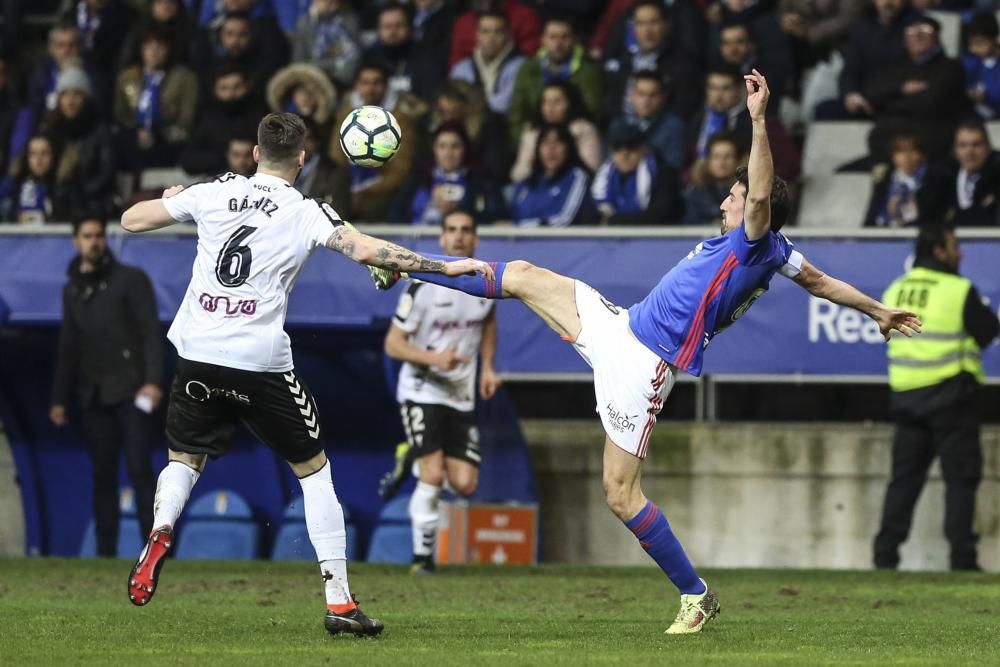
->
xmin=2 ymin=0 xmax=1000 ymax=228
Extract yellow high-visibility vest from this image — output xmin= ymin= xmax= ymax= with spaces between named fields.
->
xmin=883 ymin=267 xmax=984 ymax=392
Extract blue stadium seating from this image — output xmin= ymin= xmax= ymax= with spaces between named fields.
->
xmin=79 ymin=487 xmax=145 ymax=558
xmin=175 ymin=490 xmax=259 ymax=560
xmin=365 ymin=494 xmax=413 ymax=564
xmin=271 ymin=495 xmax=359 ymax=561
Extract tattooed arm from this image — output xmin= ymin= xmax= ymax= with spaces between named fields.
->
xmin=324 ymin=224 xmax=494 ymax=277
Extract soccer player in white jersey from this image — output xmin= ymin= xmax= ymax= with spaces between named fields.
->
xmin=374 ymin=71 xmax=923 ymax=634
xmin=382 ymin=210 xmax=502 ymax=574
xmin=118 ymin=112 xmax=493 ymax=637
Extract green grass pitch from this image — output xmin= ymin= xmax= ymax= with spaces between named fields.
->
xmin=1 ymin=559 xmax=998 ymax=666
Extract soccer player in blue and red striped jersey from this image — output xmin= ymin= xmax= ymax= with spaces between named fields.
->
xmin=374 ymin=70 xmax=922 ymax=633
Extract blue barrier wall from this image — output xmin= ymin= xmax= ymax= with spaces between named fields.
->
xmin=2 ymin=229 xmax=998 ymax=555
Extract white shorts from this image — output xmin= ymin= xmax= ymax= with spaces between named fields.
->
xmin=571 ymin=281 xmax=676 ymax=459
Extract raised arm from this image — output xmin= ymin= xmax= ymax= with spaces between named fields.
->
xmin=324 ymin=224 xmax=495 ymax=278
xmin=743 ymin=70 xmax=773 ymax=242
xmin=793 ymin=256 xmax=922 ymax=341
xmin=121 ymin=185 xmax=185 ymax=233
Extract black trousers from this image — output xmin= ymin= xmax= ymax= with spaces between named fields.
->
xmin=873 ymin=399 xmax=982 ymax=570
xmin=80 ymin=401 xmax=156 ymax=556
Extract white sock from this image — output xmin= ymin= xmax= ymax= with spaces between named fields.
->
xmin=409 ymin=481 xmax=441 ymax=558
xmin=152 ymin=461 xmax=200 ymax=530
xmin=298 ymin=460 xmax=351 ymax=606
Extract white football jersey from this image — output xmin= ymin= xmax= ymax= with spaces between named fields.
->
xmin=162 ymin=172 xmax=341 ymax=372
xmin=393 ymin=281 xmax=494 ymax=412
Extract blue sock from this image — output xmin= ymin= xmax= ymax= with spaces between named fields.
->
xmin=625 ymin=501 xmax=704 ymax=595
xmin=412 ymin=253 xmax=507 ymax=299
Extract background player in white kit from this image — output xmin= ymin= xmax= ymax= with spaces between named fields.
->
xmin=383 ymin=210 xmax=502 ymax=574
xmin=117 ymin=112 xmax=493 ymax=637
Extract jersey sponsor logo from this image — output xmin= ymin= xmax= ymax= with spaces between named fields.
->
xmin=396 ymin=291 xmax=415 ymax=320
xmin=199 ymin=293 xmax=258 ymax=317
xmin=808 ymin=297 xmax=883 ymax=344
xmin=606 ymin=403 xmax=638 ymax=433
xmin=731 ymin=287 xmax=768 ymax=322
xmin=184 ymin=380 xmax=250 ymax=404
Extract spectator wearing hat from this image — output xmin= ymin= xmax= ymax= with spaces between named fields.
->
xmin=963 ymin=11 xmax=1000 ymax=120
xmin=592 ymin=122 xmax=683 ymax=224
xmin=291 ymin=0 xmax=363 ymax=90
xmin=607 ymin=71 xmax=685 ymax=171
xmin=864 ymin=14 xmax=969 ymax=163
xmin=27 ymin=22 xmax=86 ymax=118
xmin=389 ymin=122 xmax=506 ymax=225
xmin=114 ymin=28 xmax=198 ymax=174
xmin=507 ymin=16 xmax=603 ymax=147
xmin=509 ymin=122 xmax=598 ymax=227
xmin=40 ymin=66 xmax=116 ymax=218
xmin=265 ymin=63 xmax=337 ymax=135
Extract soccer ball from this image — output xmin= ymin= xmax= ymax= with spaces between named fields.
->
xmin=339 ymin=105 xmax=402 ymax=168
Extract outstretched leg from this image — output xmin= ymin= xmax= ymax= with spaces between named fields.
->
xmin=415 ymin=257 xmax=582 ymax=340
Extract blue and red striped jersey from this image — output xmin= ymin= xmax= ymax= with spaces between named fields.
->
xmin=628 ymin=223 xmax=800 ymax=376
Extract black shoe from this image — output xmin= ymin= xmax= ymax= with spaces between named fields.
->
xmin=325 ymin=597 xmax=384 ymax=637
xmin=410 ymin=555 xmax=436 ymax=576
xmin=378 ymin=441 xmax=415 ymax=500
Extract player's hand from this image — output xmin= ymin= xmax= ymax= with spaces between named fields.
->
xmin=432 ymin=346 xmax=466 ymax=372
xmin=479 ymin=366 xmax=503 ymax=400
xmin=744 ymin=69 xmax=770 ymax=121
xmin=877 ymin=307 xmax=923 ymax=342
xmin=49 ymin=404 xmax=67 ymax=426
xmin=442 ymin=258 xmax=495 ymax=281
xmin=162 ymin=185 xmax=184 ymax=198
xmin=136 ymin=384 xmax=163 ymax=410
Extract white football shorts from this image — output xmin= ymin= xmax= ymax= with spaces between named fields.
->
xmin=570 ymin=281 xmax=676 ymax=459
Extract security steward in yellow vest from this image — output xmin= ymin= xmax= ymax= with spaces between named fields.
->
xmin=874 ymin=226 xmax=998 ymax=570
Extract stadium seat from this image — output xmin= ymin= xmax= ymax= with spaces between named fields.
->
xmin=799 ymin=174 xmax=873 ymax=228
xmin=365 ymin=494 xmax=413 ymax=564
xmin=79 ymin=487 xmax=146 ymax=558
xmin=801 ymin=122 xmax=872 ymax=181
xmin=271 ymin=495 xmax=359 ymax=561
xmin=139 ymin=167 xmax=197 ymax=191
xmin=928 ymin=10 xmax=960 ymax=58
xmin=175 ymin=490 xmax=259 ymax=560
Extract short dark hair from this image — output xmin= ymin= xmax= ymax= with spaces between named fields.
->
xmin=632 ymin=70 xmax=664 ymax=89
xmin=72 ymin=216 xmax=106 ymax=236
xmin=443 ymin=208 xmax=479 ymax=231
xmin=706 ymin=130 xmax=742 ymax=156
xmin=378 ymin=2 xmax=412 ymax=22
xmin=356 ymin=59 xmax=389 ymax=83
xmin=478 ymin=9 xmax=509 ymax=26
xmin=708 ymin=64 xmax=743 ymax=85
xmin=542 ymin=15 xmax=577 ymax=34
xmin=891 ymin=132 xmax=922 ymax=154
xmin=632 ymin=0 xmax=667 ymax=20
xmin=213 ymin=61 xmax=247 ymax=83
xmin=915 ymin=224 xmax=955 ymax=262
xmin=734 ymin=166 xmax=790 ymax=232
xmin=257 ymin=112 xmax=306 ymax=165
xmin=966 ymin=11 xmax=999 ymax=40
xmin=955 ymin=120 xmax=990 ymax=145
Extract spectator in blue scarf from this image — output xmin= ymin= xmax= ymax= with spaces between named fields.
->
xmin=592 ymin=122 xmax=684 ymax=224
xmin=963 ymin=11 xmax=1000 ymax=120
xmin=113 ymin=28 xmax=198 ymax=175
xmin=390 ymin=122 xmax=506 ymax=225
xmin=509 ymin=123 xmax=598 ymax=227
xmin=864 ymin=133 xmax=950 ymax=227
xmin=0 ymin=134 xmax=64 ymax=223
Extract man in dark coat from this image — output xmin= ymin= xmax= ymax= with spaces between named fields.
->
xmin=50 ymin=217 xmax=164 ymax=556
xmin=944 ymin=121 xmax=1000 ymax=227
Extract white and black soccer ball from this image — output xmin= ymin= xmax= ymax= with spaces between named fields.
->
xmin=339 ymin=105 xmax=402 ymax=168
